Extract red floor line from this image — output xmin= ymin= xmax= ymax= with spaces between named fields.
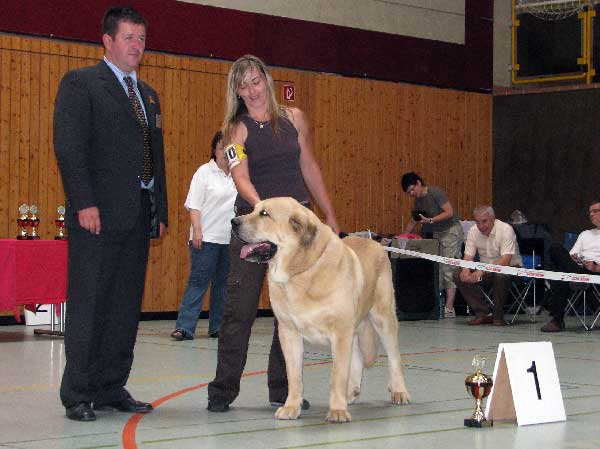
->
xmin=121 ymin=348 xmax=472 ymax=448
xmin=121 ymin=361 xmax=331 ymax=449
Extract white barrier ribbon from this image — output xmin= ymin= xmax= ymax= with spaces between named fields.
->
xmin=383 ymin=246 xmax=600 ymax=285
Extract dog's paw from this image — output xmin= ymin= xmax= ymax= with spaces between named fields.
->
xmin=346 ymin=387 xmax=361 ymax=405
xmin=391 ymin=391 xmax=411 ymax=405
xmin=275 ymin=405 xmax=301 ymax=420
xmin=326 ymin=409 xmax=352 ymax=423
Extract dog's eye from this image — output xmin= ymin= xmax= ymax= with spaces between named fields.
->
xmin=259 ymin=210 xmax=269 ymax=217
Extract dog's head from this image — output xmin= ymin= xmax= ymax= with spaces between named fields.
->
xmin=232 ymin=197 xmax=319 ymax=263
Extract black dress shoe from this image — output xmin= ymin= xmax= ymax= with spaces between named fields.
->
xmin=208 ymin=331 xmax=219 ymax=339
xmin=93 ymin=397 xmax=153 ymax=413
xmin=66 ymin=402 xmax=96 ymax=422
xmin=207 ymin=398 xmax=230 ymax=412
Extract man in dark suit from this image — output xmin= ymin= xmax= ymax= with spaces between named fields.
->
xmin=53 ymin=6 xmax=168 ymax=422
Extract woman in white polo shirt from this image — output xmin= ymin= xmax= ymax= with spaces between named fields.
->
xmin=171 ymin=131 xmax=237 ymax=340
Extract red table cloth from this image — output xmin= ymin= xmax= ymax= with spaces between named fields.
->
xmin=0 ymin=239 xmax=67 ymax=321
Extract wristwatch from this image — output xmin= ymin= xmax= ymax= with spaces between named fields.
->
xmin=429 ymin=218 xmax=433 ymax=224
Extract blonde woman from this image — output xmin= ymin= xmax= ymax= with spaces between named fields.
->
xmin=207 ymin=55 xmax=338 ymax=412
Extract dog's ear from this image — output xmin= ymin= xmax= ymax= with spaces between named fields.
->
xmin=289 ymin=214 xmax=317 ymax=247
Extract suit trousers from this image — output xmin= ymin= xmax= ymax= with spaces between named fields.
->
xmin=207 ymin=233 xmax=288 ymax=405
xmin=60 ymin=190 xmax=151 ymax=408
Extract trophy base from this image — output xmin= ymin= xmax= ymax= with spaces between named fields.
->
xmin=464 ymin=418 xmax=493 ymax=428
xmin=27 ymin=236 xmax=40 ymax=240
xmin=54 ymin=236 xmax=67 ymax=241
xmin=16 ymin=235 xmax=28 ymax=240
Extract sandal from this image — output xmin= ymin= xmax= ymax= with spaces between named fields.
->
xmin=171 ymin=329 xmax=192 ymax=341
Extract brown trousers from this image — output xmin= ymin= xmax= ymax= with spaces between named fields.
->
xmin=207 ymin=230 xmax=288 ymax=405
xmin=454 ymin=270 xmax=510 ymax=320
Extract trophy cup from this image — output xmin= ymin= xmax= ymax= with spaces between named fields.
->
xmin=464 ymin=354 xmax=493 ymax=428
xmin=55 ymin=205 xmax=66 ymax=240
xmin=17 ymin=204 xmax=30 ymax=240
xmin=28 ymin=204 xmax=40 ymax=240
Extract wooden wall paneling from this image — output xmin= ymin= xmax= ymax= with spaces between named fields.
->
xmin=174 ymin=64 xmax=195 ymax=311
xmin=138 ymin=62 xmax=162 ymax=312
xmin=385 ymin=83 xmax=401 ymax=233
xmin=24 ymin=39 xmax=38 ymax=231
xmin=461 ymin=93 xmax=476 ymax=217
xmin=0 ymin=46 xmax=9 ymax=237
xmin=205 ymin=66 xmax=228 ymax=310
xmin=38 ymin=43 xmax=50 ymax=239
xmin=396 ymin=84 xmax=410 ymax=231
xmin=343 ymin=77 xmax=360 ymax=231
xmin=150 ymin=64 xmax=176 ymax=312
xmin=308 ymin=74 xmax=332 ymax=220
xmin=359 ymin=77 xmax=374 ymax=231
xmin=443 ymin=89 xmax=462 ymax=220
xmin=479 ymin=97 xmax=493 ymax=207
xmin=195 ymin=65 xmax=210 ymax=311
xmin=0 ymin=34 xmax=493 ymax=315
xmin=382 ymin=81 xmax=400 ymax=233
xmin=47 ymin=40 xmax=64 ymax=242
xmin=169 ymin=63 xmax=187 ymax=313
xmin=178 ymin=61 xmax=196 ymax=312
xmin=9 ymin=45 xmax=21 ymax=235
xmin=444 ymin=90 xmax=462 ymax=220
xmin=367 ymin=82 xmax=381 ymax=232
xmin=362 ymin=80 xmax=376 ymax=231
xmin=325 ymin=72 xmax=341 ymax=220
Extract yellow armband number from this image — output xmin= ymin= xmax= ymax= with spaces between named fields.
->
xmin=225 ymin=143 xmax=247 ymax=169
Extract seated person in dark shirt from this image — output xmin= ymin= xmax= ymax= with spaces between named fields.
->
xmin=541 ymin=199 xmax=600 ymax=332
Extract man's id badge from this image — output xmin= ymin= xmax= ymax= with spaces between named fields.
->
xmin=155 ymin=114 xmax=162 ymax=128
xmin=225 ymin=143 xmax=246 ymax=169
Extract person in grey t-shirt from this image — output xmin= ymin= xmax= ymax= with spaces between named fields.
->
xmin=401 ymin=172 xmax=464 ymax=318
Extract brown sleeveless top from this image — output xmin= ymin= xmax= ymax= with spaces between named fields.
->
xmin=235 ymin=114 xmax=309 ymax=210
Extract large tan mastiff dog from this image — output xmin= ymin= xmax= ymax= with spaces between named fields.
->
xmin=233 ymin=197 xmax=410 ymax=423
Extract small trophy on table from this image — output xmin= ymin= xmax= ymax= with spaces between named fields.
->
xmin=55 ymin=205 xmax=66 ymax=240
xmin=17 ymin=204 xmax=30 ymax=240
xmin=28 ymin=204 xmax=40 ymax=239
xmin=464 ymin=354 xmax=493 ymax=428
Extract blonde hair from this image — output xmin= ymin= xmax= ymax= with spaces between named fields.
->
xmin=222 ymin=54 xmax=283 ymax=143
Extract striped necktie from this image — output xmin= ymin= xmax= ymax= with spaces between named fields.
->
xmin=124 ymin=76 xmax=153 ymax=185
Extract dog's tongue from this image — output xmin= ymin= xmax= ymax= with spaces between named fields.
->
xmin=240 ymin=242 xmax=271 ymax=259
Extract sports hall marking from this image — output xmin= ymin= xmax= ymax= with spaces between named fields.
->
xmin=122 ymin=361 xmax=331 ymax=449
xmin=119 ymin=345 xmax=507 ymax=448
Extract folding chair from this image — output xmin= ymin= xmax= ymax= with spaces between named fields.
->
xmin=507 ymin=237 xmax=545 ymax=324
xmin=478 ymin=284 xmax=495 ymax=309
xmin=564 ymin=283 xmax=600 ymax=331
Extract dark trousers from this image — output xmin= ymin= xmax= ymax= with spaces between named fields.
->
xmin=548 ymin=243 xmax=593 ymax=320
xmin=454 ymin=271 xmax=510 ymax=320
xmin=207 ymin=232 xmax=288 ymax=405
xmin=60 ymin=191 xmax=151 ymax=408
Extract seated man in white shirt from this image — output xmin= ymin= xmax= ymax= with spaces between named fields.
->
xmin=541 ymin=199 xmax=600 ymax=332
xmin=454 ymin=205 xmax=521 ymax=326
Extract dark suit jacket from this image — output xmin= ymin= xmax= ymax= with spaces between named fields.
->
xmin=53 ymin=61 xmax=168 ymax=232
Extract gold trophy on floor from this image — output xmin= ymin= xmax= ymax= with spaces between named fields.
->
xmin=28 ymin=204 xmax=40 ymax=239
xmin=17 ymin=204 xmax=30 ymax=240
xmin=55 ymin=205 xmax=66 ymax=240
xmin=464 ymin=354 xmax=493 ymax=428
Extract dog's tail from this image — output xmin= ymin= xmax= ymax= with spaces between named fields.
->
xmin=359 ymin=320 xmax=378 ymax=368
